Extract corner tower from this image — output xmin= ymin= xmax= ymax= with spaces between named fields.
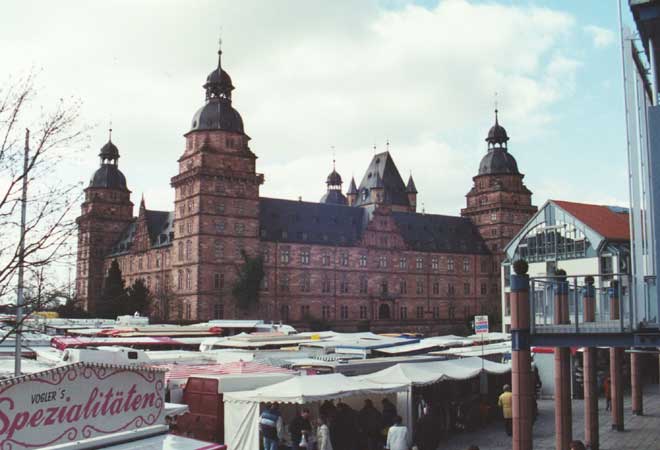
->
xmin=76 ymin=132 xmax=134 ymax=312
xmin=461 ymin=110 xmax=536 ymax=259
xmin=170 ymin=43 xmax=263 ymax=321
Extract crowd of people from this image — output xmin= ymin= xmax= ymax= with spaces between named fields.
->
xmin=257 ymin=398 xmax=454 ymax=450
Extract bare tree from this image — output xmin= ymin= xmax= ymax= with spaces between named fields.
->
xmin=0 ymin=72 xmax=86 ymax=344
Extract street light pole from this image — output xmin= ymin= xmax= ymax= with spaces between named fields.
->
xmin=14 ymin=128 xmax=29 ymax=377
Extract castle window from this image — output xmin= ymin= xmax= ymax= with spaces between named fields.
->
xmin=360 ymin=305 xmax=368 ymax=319
xmin=300 ymin=249 xmax=310 ymax=265
xmin=447 ymin=283 xmax=455 ymax=296
xmin=130 ymin=256 xmax=134 ymax=271
xmin=147 ymin=256 xmax=152 ymax=269
xmin=236 ymin=200 xmax=244 ymax=215
xmin=280 ymin=273 xmax=290 ymax=292
xmin=463 ymin=257 xmax=470 ymax=272
xmin=400 ymin=306 xmax=407 ymax=320
xmin=359 ymin=276 xmax=368 ymax=294
xmin=464 ymin=283 xmax=471 ymax=295
xmin=155 ymin=256 xmax=160 ymax=268
xmin=214 ymin=273 xmax=224 ymax=289
xmin=340 ymin=275 xmax=349 ymax=293
xmin=214 ymin=240 xmax=223 ymax=260
xmin=416 ymin=280 xmax=424 ymax=294
xmin=399 ymin=257 xmax=407 ymax=269
xmin=280 ymin=305 xmax=290 ymax=321
xmin=378 ymin=256 xmax=387 ymax=268
xmin=138 ymin=258 xmax=143 ymax=270
xmin=321 ymin=252 xmax=330 ymax=266
xmin=177 ymin=270 xmax=183 ymax=289
xmin=179 ymin=223 xmax=184 ymax=235
xmin=215 ymin=181 xmax=224 ymax=193
xmin=416 ymin=257 xmax=423 ymax=270
xmin=359 ymin=255 xmax=367 ymax=267
xmin=179 ymin=205 xmax=185 ymax=218
xmin=432 ymin=282 xmax=440 ymax=295
xmin=340 ymin=305 xmax=349 ymax=320
xmin=155 ymin=276 xmax=160 ymax=293
xmin=216 ymin=221 xmax=225 ymax=233
xmin=322 ymin=305 xmax=331 ymax=320
xmin=481 ymin=259 xmax=488 ymax=273
xmin=339 ymin=252 xmax=349 ymax=266
xmin=491 ymin=212 xmax=497 ymax=222
xmin=261 ymin=276 xmax=269 ymax=291
xmin=416 ymin=306 xmax=424 ymax=319
xmin=491 ymin=228 xmax=497 ymax=236
xmin=321 ymin=276 xmax=331 ymax=293
xmin=447 ymin=257 xmax=454 ymax=272
xmin=300 ymin=305 xmax=310 ymax=318
xmin=185 ymin=302 xmax=191 ymax=320
xmin=380 ymin=280 xmax=388 ymax=295
xmin=185 ymin=269 xmax=192 ymax=289
xmin=399 ymin=280 xmax=407 ymax=294
xmin=362 ymin=189 xmax=368 ymax=201
xmin=432 ymin=306 xmax=440 ymax=319
xmin=187 ymin=200 xmax=193 ymax=213
xmin=185 ymin=240 xmax=192 ymax=260
xmin=262 ymin=247 xmax=270 ymax=262
xmin=213 ymin=303 xmax=224 ymax=320
xmin=235 ymin=223 xmax=245 ymax=235
xmin=380 ymin=236 xmax=388 ymax=247
xmin=431 ymin=257 xmax=439 ymax=270
xmin=216 ymin=202 xmax=225 ymax=214
xmin=187 ymin=221 xmax=192 ymax=234
xmin=300 ymin=273 xmax=311 ymax=292
xmin=280 ymin=248 xmax=290 ymax=264
xmin=481 ymin=283 xmax=487 ymax=295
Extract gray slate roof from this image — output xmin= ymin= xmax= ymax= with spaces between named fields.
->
xmin=109 ymin=210 xmax=174 ymax=256
xmin=354 ymin=152 xmax=410 ymax=208
xmin=391 ymin=211 xmax=490 ymax=254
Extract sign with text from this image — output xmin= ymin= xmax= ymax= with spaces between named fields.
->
xmin=474 ymin=315 xmax=489 ymax=334
xmin=0 ymin=363 xmax=164 ymax=449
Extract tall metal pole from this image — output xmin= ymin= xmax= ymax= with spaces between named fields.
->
xmin=14 ymin=129 xmax=29 ymax=377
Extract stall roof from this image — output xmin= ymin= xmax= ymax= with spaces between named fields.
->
xmin=154 ymin=361 xmax=295 ymax=384
xmin=430 ymin=341 xmax=511 ymax=357
xmin=373 ymin=336 xmax=473 ymax=355
xmin=100 ymin=433 xmax=225 ymax=449
xmin=355 ymin=356 xmax=510 ymax=387
xmin=224 ymin=373 xmax=406 ymax=404
xmin=51 ymin=336 xmax=207 ymax=350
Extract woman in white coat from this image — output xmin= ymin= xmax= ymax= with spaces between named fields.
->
xmin=316 ymin=416 xmax=333 ymax=450
xmin=385 ymin=415 xmax=408 ymax=450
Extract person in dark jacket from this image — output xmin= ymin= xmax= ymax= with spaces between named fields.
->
xmin=359 ymin=399 xmax=384 ymax=450
xmin=331 ymin=402 xmax=359 ymax=450
xmin=414 ymin=408 xmax=442 ymax=450
xmin=381 ymin=398 xmax=398 ymax=430
xmin=290 ymin=408 xmax=312 ymax=450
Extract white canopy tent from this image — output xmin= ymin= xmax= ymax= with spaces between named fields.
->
xmin=354 ymin=357 xmax=511 ymax=443
xmin=223 ymin=373 xmax=407 ymax=450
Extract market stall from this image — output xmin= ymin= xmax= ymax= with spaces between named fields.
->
xmin=223 ymin=373 xmax=407 ymax=450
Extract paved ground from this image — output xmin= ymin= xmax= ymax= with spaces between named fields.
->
xmin=441 ymin=386 xmax=660 ymax=450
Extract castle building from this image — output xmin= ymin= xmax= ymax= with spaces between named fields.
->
xmin=75 ymin=45 xmax=536 ymax=332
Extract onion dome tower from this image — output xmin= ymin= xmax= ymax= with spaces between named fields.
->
xmin=320 ymin=160 xmax=348 ymax=205
xmin=462 ymin=109 xmax=536 ymax=255
xmin=89 ymin=131 xmax=128 ymax=190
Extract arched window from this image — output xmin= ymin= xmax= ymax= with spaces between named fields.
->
xmin=177 ymin=270 xmax=183 ymax=289
xmin=378 ymin=303 xmax=391 ymax=320
xmin=178 ymin=242 xmax=183 ymax=261
xmin=186 ymin=240 xmax=192 ymax=260
xmin=186 ymin=269 xmax=192 ymax=289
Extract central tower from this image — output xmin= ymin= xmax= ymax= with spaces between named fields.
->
xmin=170 ymin=45 xmax=263 ymax=321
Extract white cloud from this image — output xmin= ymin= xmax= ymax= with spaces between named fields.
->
xmin=584 ymin=25 xmax=616 ymax=48
xmin=1 ymin=0 xmax=580 ymax=217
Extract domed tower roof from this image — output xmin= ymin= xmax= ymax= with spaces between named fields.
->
xmin=189 ymin=43 xmax=245 ymax=134
xmin=478 ymin=110 xmax=519 ymax=176
xmin=327 ymin=169 xmax=342 ymax=186
xmin=89 ymin=130 xmax=128 ymax=190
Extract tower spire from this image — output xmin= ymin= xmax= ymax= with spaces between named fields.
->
xmin=217 ymin=33 xmax=223 ymax=70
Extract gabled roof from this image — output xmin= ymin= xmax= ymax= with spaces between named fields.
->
xmin=259 ymin=197 xmax=369 ymax=246
xmin=355 ymin=151 xmax=410 ymax=207
xmin=391 ymin=211 xmax=490 ymax=254
xmin=109 ymin=209 xmax=174 ymax=256
xmin=552 ymin=200 xmax=630 ymax=241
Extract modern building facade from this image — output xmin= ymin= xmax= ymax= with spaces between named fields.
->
xmin=75 ymin=45 xmax=536 ymax=332
xmin=500 ymin=200 xmax=631 ymax=332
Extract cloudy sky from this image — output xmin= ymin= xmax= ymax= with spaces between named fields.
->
xmin=2 ymin=0 xmax=634 ymax=216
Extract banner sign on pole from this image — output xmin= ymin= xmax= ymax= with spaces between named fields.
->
xmin=474 ymin=315 xmax=489 ymax=334
xmin=0 ymin=362 xmax=165 ymax=449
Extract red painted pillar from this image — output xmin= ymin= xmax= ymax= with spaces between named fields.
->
xmin=631 ymin=351 xmax=643 ymax=415
xmin=554 ymin=279 xmax=572 ymax=450
xmin=510 ymin=271 xmax=533 ymax=450
xmin=609 ymin=280 xmax=620 ymax=320
xmin=610 ymin=348 xmax=624 ymax=431
xmin=582 ymin=282 xmax=598 ymax=450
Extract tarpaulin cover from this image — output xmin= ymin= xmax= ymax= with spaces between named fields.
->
xmin=355 ymin=356 xmax=510 ymax=387
xmin=224 ymin=373 xmax=406 ymax=404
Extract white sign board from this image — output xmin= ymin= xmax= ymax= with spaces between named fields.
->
xmin=0 ymin=363 xmax=165 ymax=449
xmin=474 ymin=315 xmax=489 ymax=334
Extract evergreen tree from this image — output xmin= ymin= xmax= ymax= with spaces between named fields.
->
xmin=232 ymin=251 xmax=264 ymax=311
xmin=97 ymin=259 xmax=127 ymax=318
xmin=126 ymin=278 xmax=150 ymax=316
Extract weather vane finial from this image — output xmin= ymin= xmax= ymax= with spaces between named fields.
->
xmin=494 ymin=92 xmax=499 ymax=123
xmin=108 ymin=121 xmax=113 ymax=141
xmin=331 ymin=145 xmax=336 ymax=170
xmin=386 ymin=138 xmax=390 ymax=152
